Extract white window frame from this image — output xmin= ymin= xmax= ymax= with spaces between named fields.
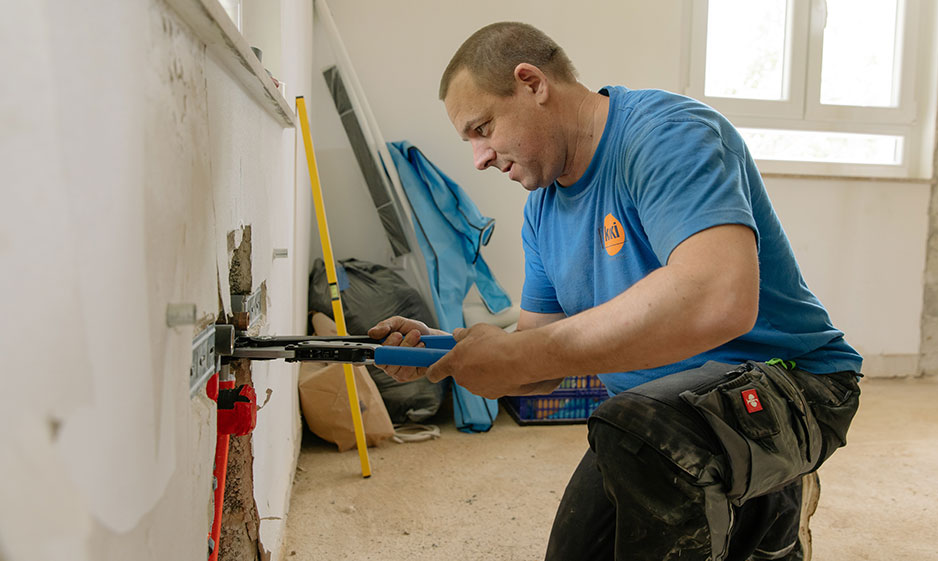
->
xmin=685 ymin=0 xmax=933 ymax=179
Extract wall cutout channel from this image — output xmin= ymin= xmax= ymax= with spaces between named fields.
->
xmin=218 ymin=224 xmax=268 ymax=561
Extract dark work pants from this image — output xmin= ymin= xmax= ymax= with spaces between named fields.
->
xmin=544 ymin=361 xmax=860 ymax=561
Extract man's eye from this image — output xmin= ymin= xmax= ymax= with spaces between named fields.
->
xmin=475 ymin=123 xmax=488 ymax=136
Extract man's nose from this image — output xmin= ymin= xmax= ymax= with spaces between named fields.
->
xmin=472 ymin=142 xmax=496 ymax=170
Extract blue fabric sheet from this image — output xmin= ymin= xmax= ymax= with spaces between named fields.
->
xmin=387 ymin=140 xmax=512 ymax=432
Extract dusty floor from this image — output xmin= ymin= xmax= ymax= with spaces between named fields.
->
xmin=284 ymin=377 xmax=938 ymax=560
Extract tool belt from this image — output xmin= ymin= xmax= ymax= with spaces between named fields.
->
xmin=588 ymin=360 xmax=860 ymax=558
xmin=679 ymin=361 xmax=858 ymax=504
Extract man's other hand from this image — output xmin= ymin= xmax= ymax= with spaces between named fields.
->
xmin=368 ymin=316 xmax=444 ymax=382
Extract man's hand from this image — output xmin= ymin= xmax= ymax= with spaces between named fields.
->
xmin=426 ymin=323 xmax=556 ymax=399
xmin=368 ymin=316 xmax=445 ymax=383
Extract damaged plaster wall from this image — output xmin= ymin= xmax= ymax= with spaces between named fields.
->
xmin=920 ymin=186 xmax=938 ymax=376
xmin=222 ymin=227 xmax=265 ymax=560
xmin=917 ymin=122 xmax=938 ymax=377
xmin=1 ymin=0 xmax=313 ymax=560
xmin=205 ymin=38 xmax=308 ymax=555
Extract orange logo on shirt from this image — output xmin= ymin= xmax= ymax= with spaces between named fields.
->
xmin=602 ymin=213 xmax=625 ymax=256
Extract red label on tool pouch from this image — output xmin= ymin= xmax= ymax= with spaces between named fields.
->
xmin=742 ymin=389 xmax=763 ymax=413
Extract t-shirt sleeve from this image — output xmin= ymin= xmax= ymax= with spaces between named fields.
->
xmin=520 ymin=199 xmax=564 ymax=314
xmin=626 ymin=118 xmax=759 ymax=265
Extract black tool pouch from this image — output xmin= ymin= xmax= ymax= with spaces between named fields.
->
xmin=787 ymin=368 xmax=860 ymax=467
xmin=680 ymin=362 xmax=823 ymax=505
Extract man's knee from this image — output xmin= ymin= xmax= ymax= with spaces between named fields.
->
xmin=585 ymin=415 xmax=715 ymax=559
xmin=587 ymin=391 xmax=720 ymax=525
xmin=588 ymin=386 xmax=723 ymax=487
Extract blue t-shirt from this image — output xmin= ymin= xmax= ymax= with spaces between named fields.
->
xmin=521 ymin=86 xmax=862 ymax=395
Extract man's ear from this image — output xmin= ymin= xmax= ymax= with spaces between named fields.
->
xmin=514 ymin=63 xmax=549 ymax=102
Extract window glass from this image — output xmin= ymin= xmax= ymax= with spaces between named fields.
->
xmin=219 ymin=0 xmax=243 ymax=31
xmin=705 ymin=0 xmax=789 ymax=100
xmin=820 ymin=0 xmax=901 ymax=107
xmin=739 ymin=128 xmax=903 ymax=165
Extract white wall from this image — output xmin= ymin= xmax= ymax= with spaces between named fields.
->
xmin=315 ymin=0 xmax=935 ymax=377
xmin=0 ymin=0 xmax=312 ymax=559
xmin=766 ymin=177 xmax=930 ymax=376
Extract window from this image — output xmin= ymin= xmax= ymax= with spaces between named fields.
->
xmin=219 ymin=0 xmax=243 ymax=31
xmin=687 ymin=0 xmax=933 ymax=178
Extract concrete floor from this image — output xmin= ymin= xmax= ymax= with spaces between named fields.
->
xmin=284 ymin=377 xmax=938 ymax=560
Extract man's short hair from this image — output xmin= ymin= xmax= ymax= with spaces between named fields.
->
xmin=439 ymin=22 xmax=578 ymax=100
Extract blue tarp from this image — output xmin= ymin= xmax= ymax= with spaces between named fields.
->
xmin=387 ymin=141 xmax=512 ymax=432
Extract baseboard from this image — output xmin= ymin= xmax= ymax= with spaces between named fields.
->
xmin=859 ymin=354 xmax=922 ymax=377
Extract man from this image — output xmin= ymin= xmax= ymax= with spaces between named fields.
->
xmin=369 ymin=22 xmax=861 ymax=561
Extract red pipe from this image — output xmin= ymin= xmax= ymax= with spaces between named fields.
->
xmin=208 ymin=376 xmax=235 ymax=561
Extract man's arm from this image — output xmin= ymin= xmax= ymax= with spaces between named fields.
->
xmin=516 ymin=309 xmax=566 ymax=331
xmin=508 ymin=309 xmax=567 ymax=394
xmin=427 ymin=224 xmax=759 ymax=397
xmin=545 ymin=223 xmax=759 ymax=374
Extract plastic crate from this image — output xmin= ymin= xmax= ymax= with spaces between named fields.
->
xmin=502 ymin=376 xmax=610 ymax=425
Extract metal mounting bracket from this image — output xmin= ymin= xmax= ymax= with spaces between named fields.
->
xmin=231 ymin=289 xmax=263 ymax=329
xmin=189 ymin=325 xmax=235 ymax=397
xmin=190 ymin=325 xmax=217 ymax=397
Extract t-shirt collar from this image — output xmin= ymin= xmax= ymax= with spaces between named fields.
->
xmin=553 ymin=86 xmax=616 ymax=199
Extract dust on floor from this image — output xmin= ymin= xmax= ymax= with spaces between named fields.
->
xmin=285 ymin=377 xmax=938 ymax=561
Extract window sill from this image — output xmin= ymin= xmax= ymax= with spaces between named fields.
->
xmin=165 ymin=0 xmax=295 ymax=128
xmin=759 ymin=170 xmax=934 ymax=184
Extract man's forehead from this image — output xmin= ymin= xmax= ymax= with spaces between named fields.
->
xmin=445 ymin=70 xmax=481 ymax=110
xmin=449 ymin=68 xmax=478 ymax=91
xmin=445 ymin=70 xmax=488 ymax=136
